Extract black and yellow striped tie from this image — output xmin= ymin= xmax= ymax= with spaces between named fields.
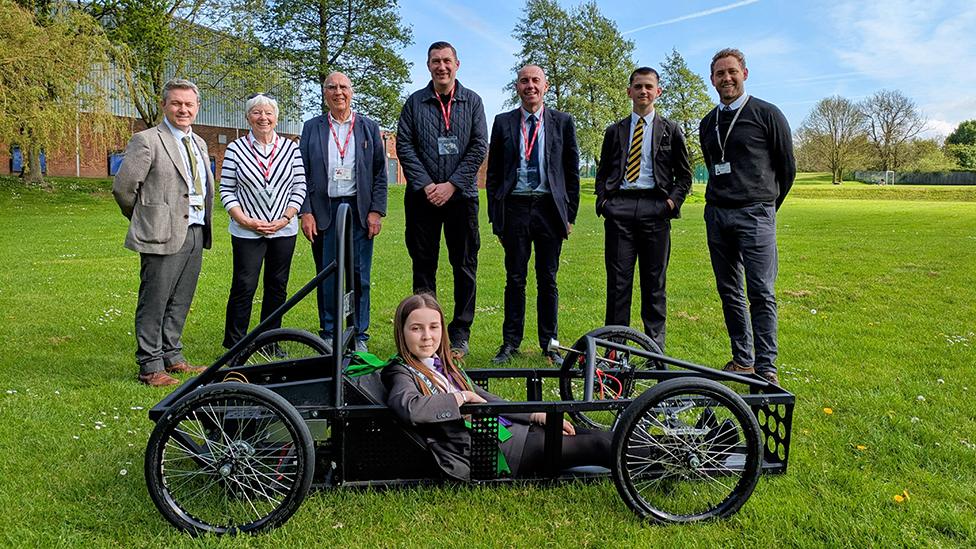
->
xmin=624 ymin=117 xmax=645 ymax=182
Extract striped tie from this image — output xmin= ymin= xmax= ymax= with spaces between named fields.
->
xmin=182 ymin=136 xmax=205 ymax=210
xmin=625 ymin=117 xmax=645 ymax=183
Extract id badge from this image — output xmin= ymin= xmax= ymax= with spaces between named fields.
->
xmin=333 ymin=166 xmax=353 ymax=180
xmin=714 ymin=162 xmax=732 ymax=175
xmin=189 ymin=194 xmax=204 ymax=207
xmin=437 ymin=136 xmax=460 ymax=155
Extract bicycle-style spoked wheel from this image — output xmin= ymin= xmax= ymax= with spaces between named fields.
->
xmin=559 ymin=325 xmax=664 ymax=430
xmin=611 ymin=378 xmax=762 ymax=523
xmin=229 ymin=328 xmax=330 ymax=367
xmin=145 ymin=383 xmax=314 ymax=535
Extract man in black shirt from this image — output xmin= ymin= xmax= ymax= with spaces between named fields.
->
xmin=396 ymin=41 xmax=488 ymax=357
xmin=698 ymin=48 xmax=795 ymax=386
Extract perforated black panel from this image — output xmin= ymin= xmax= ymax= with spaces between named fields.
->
xmin=754 ymin=402 xmax=793 ymax=472
xmin=469 ymin=415 xmax=500 ymax=481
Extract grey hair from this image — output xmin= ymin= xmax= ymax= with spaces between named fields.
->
xmin=162 ymin=78 xmax=200 ymax=103
xmin=710 ymin=48 xmax=746 ymax=75
xmin=245 ymin=93 xmax=279 ymax=118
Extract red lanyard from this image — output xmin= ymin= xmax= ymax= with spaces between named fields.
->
xmin=249 ymin=134 xmax=278 ymax=181
xmin=328 ymin=113 xmax=356 ymax=161
xmin=521 ymin=110 xmax=542 ymax=161
xmin=434 ymin=86 xmax=455 ymax=131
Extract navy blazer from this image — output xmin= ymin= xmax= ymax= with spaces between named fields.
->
xmin=485 ymin=107 xmax=580 ymax=238
xmin=594 ymin=112 xmax=692 ymax=218
xmin=298 ymin=112 xmax=388 ymax=230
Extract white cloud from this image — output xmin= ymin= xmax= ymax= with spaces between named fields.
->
xmin=623 ymin=0 xmax=761 ymax=34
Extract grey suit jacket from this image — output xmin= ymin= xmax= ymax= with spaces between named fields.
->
xmin=113 ymin=125 xmax=214 ymax=254
xmin=382 ymin=362 xmax=532 ymax=480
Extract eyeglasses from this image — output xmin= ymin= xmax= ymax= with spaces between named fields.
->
xmin=246 ymin=92 xmax=276 ymax=100
xmin=324 ymin=84 xmax=352 ymax=92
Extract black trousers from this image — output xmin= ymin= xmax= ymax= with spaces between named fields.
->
xmin=501 ymin=195 xmax=563 ymax=350
xmin=517 ymin=425 xmax=611 ymax=476
xmin=404 ymin=190 xmax=480 ymax=345
xmin=223 ymin=235 xmax=296 ymax=348
xmin=603 ymin=193 xmax=671 ymax=351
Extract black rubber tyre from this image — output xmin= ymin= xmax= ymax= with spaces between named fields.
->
xmin=145 ymin=382 xmax=315 ymax=535
xmin=558 ymin=325 xmax=664 ymax=429
xmin=229 ymin=328 xmax=329 ymax=367
xmin=611 ymin=378 xmax=762 ymax=523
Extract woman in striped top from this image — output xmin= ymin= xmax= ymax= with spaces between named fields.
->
xmin=219 ymin=93 xmax=307 ymax=348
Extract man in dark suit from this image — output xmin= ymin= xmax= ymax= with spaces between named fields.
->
xmin=595 ymin=67 xmax=692 ymax=351
xmin=300 ymin=72 xmax=388 ymax=353
xmin=113 ymin=78 xmax=212 ymax=386
xmin=486 ymin=64 xmax=580 ymax=365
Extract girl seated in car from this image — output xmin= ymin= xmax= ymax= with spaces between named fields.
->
xmin=382 ymin=293 xmax=610 ymax=481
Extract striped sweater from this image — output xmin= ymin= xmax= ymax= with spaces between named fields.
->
xmin=220 ymin=133 xmax=307 ymax=238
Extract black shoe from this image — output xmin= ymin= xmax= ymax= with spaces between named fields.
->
xmin=451 ymin=339 xmax=469 ymax=358
xmin=492 ymin=343 xmax=518 ymax=364
xmin=544 ymin=350 xmax=564 ymax=367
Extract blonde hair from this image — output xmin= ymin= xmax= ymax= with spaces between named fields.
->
xmin=393 ymin=294 xmax=471 ymax=395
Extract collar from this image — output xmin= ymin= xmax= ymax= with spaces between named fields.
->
xmin=424 ymin=80 xmax=466 ymax=102
xmin=630 ymin=109 xmax=655 ymax=126
xmin=521 ymin=105 xmax=544 ymax=121
xmin=718 ymin=93 xmax=749 ymax=111
xmin=328 ymin=111 xmax=355 ymax=125
xmin=163 ymin=117 xmax=193 ymax=140
xmin=248 ymin=131 xmax=278 ymax=147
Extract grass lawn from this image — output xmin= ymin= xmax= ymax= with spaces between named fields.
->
xmin=1 ymin=174 xmax=974 ymax=547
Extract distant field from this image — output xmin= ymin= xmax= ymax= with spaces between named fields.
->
xmin=1 ymin=174 xmax=974 ymax=547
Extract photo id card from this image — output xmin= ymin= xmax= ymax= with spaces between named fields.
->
xmin=189 ymin=194 xmax=204 ymax=207
xmin=333 ymin=166 xmax=353 ymax=180
xmin=714 ymin=162 xmax=732 ymax=175
xmin=437 ymin=136 xmax=460 ymax=155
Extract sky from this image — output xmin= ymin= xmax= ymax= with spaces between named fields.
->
xmin=391 ymin=0 xmax=976 ymax=139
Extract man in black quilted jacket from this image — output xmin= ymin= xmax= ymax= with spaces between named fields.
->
xmin=396 ymin=41 xmax=488 ymax=357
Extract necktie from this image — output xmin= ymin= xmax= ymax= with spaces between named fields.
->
xmin=625 ymin=117 xmax=645 ymax=183
xmin=526 ymin=114 xmax=540 ymax=189
xmin=182 ymin=136 xmax=205 ymax=210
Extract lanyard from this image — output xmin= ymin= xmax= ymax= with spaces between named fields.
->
xmin=521 ymin=110 xmax=542 ymax=161
xmin=714 ymin=95 xmax=750 ymax=162
xmin=328 ymin=113 xmax=356 ymax=163
xmin=434 ymin=86 xmax=456 ymax=132
xmin=248 ymin=134 xmax=278 ymax=181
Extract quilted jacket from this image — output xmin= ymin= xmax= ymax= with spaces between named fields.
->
xmin=395 ymin=80 xmax=488 ymax=199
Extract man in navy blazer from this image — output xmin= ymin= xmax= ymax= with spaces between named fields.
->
xmin=299 ymin=72 xmax=388 ymax=351
xmin=486 ymin=65 xmax=580 ymax=365
xmin=595 ymin=67 xmax=692 ymax=351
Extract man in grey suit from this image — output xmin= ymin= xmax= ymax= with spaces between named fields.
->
xmin=299 ymin=72 xmax=388 ymax=353
xmin=113 ymin=78 xmax=212 ymax=386
xmin=486 ymin=64 xmax=580 ymax=365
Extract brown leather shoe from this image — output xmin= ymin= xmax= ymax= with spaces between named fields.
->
xmin=166 ymin=362 xmax=206 ymax=374
xmin=138 ymin=371 xmax=180 ymax=387
xmin=759 ymin=370 xmax=781 ymax=386
xmin=722 ymin=360 xmax=755 ymax=375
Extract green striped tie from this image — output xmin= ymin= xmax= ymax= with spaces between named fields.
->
xmin=182 ymin=136 xmax=204 ymax=210
xmin=625 ymin=117 xmax=646 ymax=183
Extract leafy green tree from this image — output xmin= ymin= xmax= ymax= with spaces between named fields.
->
xmin=656 ymin=48 xmax=712 ymax=167
xmin=564 ymin=1 xmax=634 ymax=165
xmin=508 ymin=0 xmax=574 ymax=110
xmin=262 ymin=0 xmax=412 ymax=127
xmin=86 ymin=0 xmax=297 ymax=127
xmin=945 ymin=144 xmax=976 ymax=169
xmin=1 ymin=0 xmax=122 ymax=185
xmin=902 ymin=138 xmax=958 ymax=172
xmin=796 ymin=96 xmax=870 ymax=184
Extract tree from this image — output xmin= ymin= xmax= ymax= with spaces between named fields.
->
xmin=946 ymin=119 xmax=976 ymax=145
xmin=860 ymin=89 xmax=926 ymax=172
xmin=0 ymin=0 xmax=123 ymax=185
xmin=902 ymin=138 xmax=958 ymax=172
xmin=564 ymin=1 xmax=634 ymax=165
xmin=656 ymin=48 xmax=712 ymax=167
xmin=262 ymin=0 xmax=412 ymax=127
xmin=508 ymin=0 xmax=574 ymax=111
xmin=796 ymin=96 xmax=870 ymax=184
xmin=87 ymin=0 xmax=297 ymax=128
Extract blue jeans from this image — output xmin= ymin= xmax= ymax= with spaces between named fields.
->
xmin=311 ymin=198 xmax=373 ymax=342
xmin=704 ymin=203 xmax=779 ymax=372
